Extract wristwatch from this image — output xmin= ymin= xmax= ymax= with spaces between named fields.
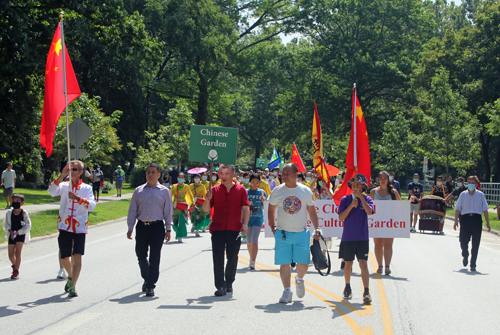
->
xmin=166 ymin=230 xmax=171 ymax=232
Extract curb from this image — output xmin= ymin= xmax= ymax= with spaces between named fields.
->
xmin=0 ymin=216 xmax=127 ymax=250
xmin=445 ymin=215 xmax=500 ymax=237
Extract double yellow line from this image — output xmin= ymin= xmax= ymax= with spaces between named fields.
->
xmin=238 ymin=254 xmax=394 ymax=335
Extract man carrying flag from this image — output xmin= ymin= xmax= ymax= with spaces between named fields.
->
xmin=333 ymin=85 xmax=371 ymax=205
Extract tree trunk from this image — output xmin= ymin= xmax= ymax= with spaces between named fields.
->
xmin=255 ymin=144 xmax=261 ymax=169
xmin=194 ymin=57 xmax=208 ymax=125
xmin=479 ymin=132 xmax=491 ymax=181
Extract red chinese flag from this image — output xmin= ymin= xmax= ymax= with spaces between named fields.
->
xmin=291 ymin=143 xmax=307 ymax=173
xmin=333 ymin=87 xmax=371 ymax=205
xmin=40 ymin=24 xmax=81 ymax=157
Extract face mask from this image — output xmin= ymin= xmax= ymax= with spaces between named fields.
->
xmin=467 ymin=184 xmax=475 ymax=191
xmin=273 ymin=171 xmax=278 ymax=176
xmin=296 ymin=179 xmax=299 ymax=182
xmin=212 ymin=176 xmax=217 ymax=181
xmin=194 ymin=178 xmax=200 ymax=183
xmin=12 ymin=202 xmax=21 ymax=209
xmin=243 ymin=178 xmax=250 ymax=183
xmin=389 ymin=176 xmax=394 ymax=181
xmin=457 ymin=182 xmax=463 ymax=187
xmin=178 ymin=178 xmax=185 ymax=184
xmin=413 ymin=178 xmax=418 ymax=183
xmin=202 ymin=176 xmax=207 ymax=180
xmin=318 ymin=181 xmax=323 ymax=187
xmin=97 ymin=168 xmax=100 ymax=171
xmin=437 ymin=181 xmax=442 ymax=186
xmin=306 ymin=177 xmax=312 ymax=182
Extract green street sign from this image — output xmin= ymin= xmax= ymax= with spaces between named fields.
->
xmin=279 ymin=162 xmax=285 ymax=170
xmin=256 ymin=158 xmax=267 ymax=168
xmin=189 ymin=125 xmax=239 ymax=164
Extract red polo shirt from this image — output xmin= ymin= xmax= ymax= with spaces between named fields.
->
xmin=209 ymin=182 xmax=249 ymax=232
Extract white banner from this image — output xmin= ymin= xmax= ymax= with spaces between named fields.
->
xmin=264 ymin=200 xmax=410 ymax=238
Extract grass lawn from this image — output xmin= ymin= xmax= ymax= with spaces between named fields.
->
xmin=0 ymin=199 xmax=131 ymax=244
xmin=9 ymin=182 xmax=135 ymax=206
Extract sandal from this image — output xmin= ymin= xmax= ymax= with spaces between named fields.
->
xmin=385 ymin=266 xmax=391 ymax=275
xmin=377 ymin=266 xmax=383 ymax=274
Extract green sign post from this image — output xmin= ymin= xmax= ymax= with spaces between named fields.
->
xmin=256 ymin=158 xmax=267 ymax=168
xmin=189 ymin=125 xmax=239 ymax=164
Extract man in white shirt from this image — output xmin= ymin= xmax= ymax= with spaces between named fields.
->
xmin=454 ymin=175 xmax=490 ymax=271
xmin=1 ymin=162 xmax=16 ymax=209
xmin=268 ymin=163 xmax=320 ymax=304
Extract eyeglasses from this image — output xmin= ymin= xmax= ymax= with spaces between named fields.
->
xmin=72 ymin=168 xmax=80 ymax=171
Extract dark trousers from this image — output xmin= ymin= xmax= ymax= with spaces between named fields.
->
xmin=135 ymin=222 xmax=165 ymax=289
xmin=459 ymin=214 xmax=483 ymax=267
xmin=211 ymin=230 xmax=241 ymax=290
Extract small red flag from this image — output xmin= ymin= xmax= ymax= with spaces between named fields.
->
xmin=333 ymin=87 xmax=371 ymax=205
xmin=40 ymin=24 xmax=81 ymax=157
xmin=291 ymin=143 xmax=307 ymax=173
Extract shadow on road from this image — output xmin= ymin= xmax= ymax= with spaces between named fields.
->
xmin=0 ymin=277 xmax=15 ymax=283
xmin=185 ymin=295 xmax=236 ymax=305
xmin=369 ymin=274 xmax=409 ymax=281
xmin=255 ymin=301 xmax=325 ymax=313
xmin=157 ymin=304 xmax=211 ymax=310
xmin=453 ymin=269 xmax=488 ymax=276
xmin=36 ymin=278 xmax=64 ymax=285
xmin=0 ymin=305 xmax=22 ymax=318
xmin=18 ymin=293 xmax=70 ymax=309
xmin=109 ymin=292 xmax=158 ymax=304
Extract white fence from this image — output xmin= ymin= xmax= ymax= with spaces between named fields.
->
xmin=482 ymin=183 xmax=500 ymax=206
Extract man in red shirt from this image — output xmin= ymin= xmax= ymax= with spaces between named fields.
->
xmin=203 ymin=164 xmax=250 ymax=296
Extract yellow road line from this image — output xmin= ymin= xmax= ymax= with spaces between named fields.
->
xmin=368 ymin=252 xmax=394 ymax=335
xmin=238 ymin=256 xmax=372 ymax=335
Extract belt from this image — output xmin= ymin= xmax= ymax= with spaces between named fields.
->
xmin=463 ymin=213 xmax=481 ymax=217
xmin=138 ymin=220 xmax=163 ymax=226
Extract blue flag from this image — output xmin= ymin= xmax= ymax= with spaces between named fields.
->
xmin=268 ymin=157 xmax=280 ymax=169
xmin=270 ymin=146 xmax=278 ymax=162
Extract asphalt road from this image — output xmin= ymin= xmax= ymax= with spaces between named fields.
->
xmin=1 ymin=218 xmax=500 ymax=334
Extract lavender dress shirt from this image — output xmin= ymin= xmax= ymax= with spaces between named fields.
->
xmin=127 ymin=182 xmax=173 ymax=231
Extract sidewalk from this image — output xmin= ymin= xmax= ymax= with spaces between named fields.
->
xmin=0 ymin=192 xmax=133 ymax=221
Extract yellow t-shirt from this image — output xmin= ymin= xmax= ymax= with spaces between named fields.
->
xmin=201 ymin=180 xmax=210 ymax=189
xmin=259 ymin=180 xmax=271 ymax=197
xmin=171 ymin=183 xmax=194 ymax=205
xmin=241 ymin=182 xmax=251 ymax=190
xmin=190 ymin=183 xmax=207 ymax=200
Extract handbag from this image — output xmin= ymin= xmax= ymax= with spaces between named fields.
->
xmin=310 ymin=235 xmax=331 ymax=276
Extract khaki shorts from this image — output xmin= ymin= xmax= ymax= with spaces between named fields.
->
xmin=410 ymin=202 xmax=421 ymax=214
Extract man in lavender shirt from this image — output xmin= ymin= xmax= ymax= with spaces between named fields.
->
xmin=127 ymin=163 xmax=173 ymax=297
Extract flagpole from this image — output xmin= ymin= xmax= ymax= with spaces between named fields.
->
xmin=353 ymin=83 xmax=358 ymax=189
xmin=60 ymin=12 xmax=71 ymax=187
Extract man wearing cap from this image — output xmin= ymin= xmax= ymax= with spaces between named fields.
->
xmin=113 ymin=165 xmax=126 ymax=197
xmin=453 ymin=175 xmax=490 ymax=272
xmin=127 ymin=163 xmax=173 ymax=296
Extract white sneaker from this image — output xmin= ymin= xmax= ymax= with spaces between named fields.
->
xmin=249 ymin=260 xmax=255 ymax=269
xmin=295 ymin=278 xmax=305 ymax=298
xmin=178 ymin=238 xmax=183 ymax=243
xmin=195 ymin=231 xmax=200 ymax=237
xmin=201 ymin=228 xmax=206 ymax=233
xmin=279 ymin=290 xmax=293 ymax=303
xmin=57 ymin=268 xmax=67 ymax=279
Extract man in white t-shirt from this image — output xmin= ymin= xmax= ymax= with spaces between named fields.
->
xmin=269 ymin=163 xmax=320 ymax=304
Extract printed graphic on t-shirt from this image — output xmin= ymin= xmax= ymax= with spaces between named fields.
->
xmin=283 ymin=196 xmax=302 ymax=214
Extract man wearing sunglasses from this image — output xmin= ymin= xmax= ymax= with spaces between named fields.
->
xmin=48 ymin=160 xmax=96 ymax=298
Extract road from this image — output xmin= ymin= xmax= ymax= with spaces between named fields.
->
xmin=1 ymin=218 xmax=500 ymax=334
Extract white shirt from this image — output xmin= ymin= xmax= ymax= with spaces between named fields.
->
xmin=3 ymin=209 xmax=31 ymax=243
xmin=269 ymin=183 xmax=314 ymax=232
xmin=454 ymin=189 xmax=489 ymax=215
xmin=1 ymin=169 xmax=16 ymax=188
xmin=47 ymin=179 xmax=96 ymax=234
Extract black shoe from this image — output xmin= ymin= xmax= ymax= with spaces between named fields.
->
xmin=226 ymin=286 xmax=233 ymax=293
xmin=470 ymin=266 xmax=476 ymax=272
xmin=463 ymin=257 xmax=468 ymax=267
xmin=142 ymin=282 xmax=147 ymax=293
xmin=145 ymin=287 xmax=155 ymax=297
xmin=214 ymin=288 xmax=226 ymax=296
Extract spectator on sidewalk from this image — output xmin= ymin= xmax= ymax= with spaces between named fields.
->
xmin=90 ymin=164 xmax=104 ymax=202
xmin=113 ymin=165 xmax=126 ymax=197
xmin=389 ymin=172 xmax=401 ymax=196
xmin=1 ymin=162 xmax=16 ymax=209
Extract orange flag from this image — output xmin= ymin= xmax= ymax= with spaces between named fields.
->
xmin=40 ymin=24 xmax=81 ymax=157
xmin=291 ymin=143 xmax=306 ymax=172
xmin=312 ymin=103 xmax=330 ymax=188
xmin=333 ymin=86 xmax=371 ymax=205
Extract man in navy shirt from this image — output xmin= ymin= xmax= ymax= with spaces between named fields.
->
xmin=408 ymin=173 xmax=424 ymax=233
xmin=389 ymin=172 xmax=401 ymax=196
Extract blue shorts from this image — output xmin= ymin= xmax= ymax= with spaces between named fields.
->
xmin=274 ymin=229 xmax=310 ymax=265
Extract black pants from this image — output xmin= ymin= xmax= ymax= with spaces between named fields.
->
xmin=459 ymin=214 xmax=483 ymax=268
xmin=211 ymin=230 xmax=241 ymax=290
xmin=135 ymin=222 xmax=165 ymax=289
